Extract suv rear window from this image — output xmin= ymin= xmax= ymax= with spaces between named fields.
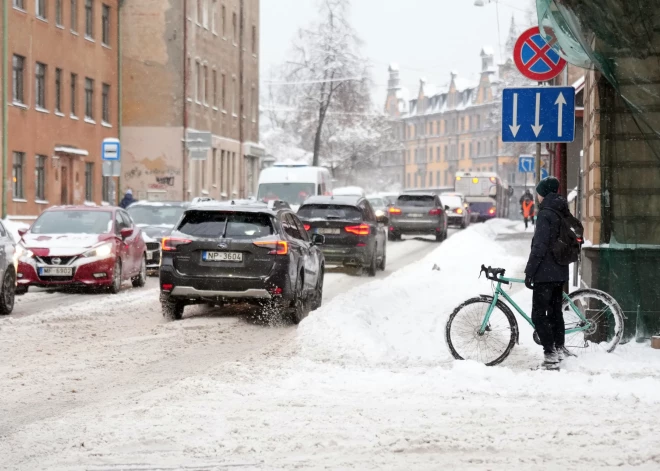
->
xmin=177 ymin=211 xmax=273 ymax=239
xmin=397 ymin=195 xmax=435 ymax=207
xmin=297 ymin=204 xmax=362 ymax=221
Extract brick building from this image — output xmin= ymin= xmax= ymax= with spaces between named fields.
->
xmin=121 ymin=0 xmax=262 ymax=202
xmin=1 ymin=0 xmax=120 ymax=220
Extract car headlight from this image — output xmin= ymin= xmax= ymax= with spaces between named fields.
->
xmin=83 ymin=242 xmax=114 ymax=258
xmin=15 ymin=244 xmax=34 ymax=262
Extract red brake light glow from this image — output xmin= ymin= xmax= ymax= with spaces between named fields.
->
xmin=345 ymin=224 xmax=370 ymax=236
xmin=253 ymin=240 xmax=289 ymax=255
xmin=489 ymin=208 xmax=496 ymax=215
xmin=429 ymin=208 xmax=442 ymax=216
xmin=388 ymin=207 xmax=402 ymax=215
xmin=303 ymin=224 xmax=311 ymax=231
xmin=161 ymin=237 xmax=192 ymax=251
xmin=162 ymin=283 xmax=173 ymax=291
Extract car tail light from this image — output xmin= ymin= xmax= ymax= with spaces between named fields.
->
xmin=303 ymin=224 xmax=311 ymax=231
xmin=388 ymin=207 xmax=402 ymax=215
xmin=162 ymin=283 xmax=173 ymax=292
xmin=455 ymin=208 xmax=463 ymax=214
xmin=161 ymin=237 xmax=192 ymax=251
xmin=429 ymin=208 xmax=443 ymax=216
xmin=253 ymin=240 xmax=288 ymax=255
xmin=489 ymin=208 xmax=496 ymax=215
xmin=345 ymin=224 xmax=370 ymax=236
xmin=269 ymin=286 xmax=283 ymax=295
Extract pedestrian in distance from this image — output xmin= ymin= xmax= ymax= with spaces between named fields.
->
xmin=524 ymin=176 xmax=581 ymax=370
xmin=522 ymin=195 xmax=535 ymax=230
xmin=120 ymin=189 xmax=136 ymax=209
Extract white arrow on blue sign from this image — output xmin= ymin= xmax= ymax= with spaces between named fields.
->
xmin=518 ymin=155 xmax=535 ymax=173
xmin=502 ymin=86 xmax=575 ymax=143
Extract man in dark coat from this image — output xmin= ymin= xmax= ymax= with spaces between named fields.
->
xmin=524 ymin=177 xmax=571 ymax=369
xmin=119 ymin=189 xmax=136 ymax=209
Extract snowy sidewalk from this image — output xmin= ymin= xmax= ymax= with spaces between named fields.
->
xmin=2 ymin=220 xmax=660 ymax=470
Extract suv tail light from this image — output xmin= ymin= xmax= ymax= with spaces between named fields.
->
xmin=161 ymin=237 xmax=192 ymax=251
xmin=489 ymin=208 xmax=496 ymax=215
xmin=253 ymin=240 xmax=288 ymax=255
xmin=388 ymin=207 xmax=402 ymax=215
xmin=429 ymin=208 xmax=443 ymax=216
xmin=303 ymin=224 xmax=311 ymax=231
xmin=345 ymin=224 xmax=370 ymax=236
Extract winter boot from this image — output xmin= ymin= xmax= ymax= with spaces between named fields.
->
xmin=557 ymin=346 xmax=576 ymax=361
xmin=542 ymin=350 xmax=560 ymax=370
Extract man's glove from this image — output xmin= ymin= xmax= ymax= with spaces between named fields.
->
xmin=525 ymin=275 xmax=534 ymax=290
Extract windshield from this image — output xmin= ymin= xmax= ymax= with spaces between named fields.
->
xmin=397 ymin=195 xmax=435 ymax=207
xmin=298 ymin=204 xmax=362 ymax=221
xmin=368 ymin=198 xmax=384 ymax=207
xmin=127 ymin=205 xmax=185 ymax=226
xmin=257 ymin=183 xmax=316 ymax=206
xmin=31 ymin=211 xmax=113 ymax=234
xmin=177 ymin=211 xmax=273 ymax=239
xmin=441 ymin=196 xmax=462 ymax=208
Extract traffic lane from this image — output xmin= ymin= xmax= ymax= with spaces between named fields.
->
xmin=323 ymin=229 xmax=459 ymax=303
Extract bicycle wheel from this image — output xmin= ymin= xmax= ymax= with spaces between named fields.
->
xmin=446 ymin=296 xmax=519 ymax=366
xmin=562 ymin=288 xmax=624 ymax=356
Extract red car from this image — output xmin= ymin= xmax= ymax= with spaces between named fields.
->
xmin=16 ymin=206 xmax=147 ymax=294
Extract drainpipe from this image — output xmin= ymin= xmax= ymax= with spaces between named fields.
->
xmin=2 ymin=0 xmax=8 ymax=219
xmin=117 ymin=1 xmax=123 ymax=204
xmin=238 ymin=0 xmax=245 ymax=197
xmin=182 ymin=0 xmax=188 ymax=201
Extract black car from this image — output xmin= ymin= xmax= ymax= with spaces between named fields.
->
xmin=159 ymin=199 xmax=325 ymax=324
xmin=388 ymin=193 xmax=449 ymax=242
xmin=298 ymin=195 xmax=387 ymax=276
xmin=127 ymin=201 xmax=189 ymax=272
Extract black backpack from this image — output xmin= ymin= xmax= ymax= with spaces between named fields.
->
xmin=547 ymin=208 xmax=584 ymax=265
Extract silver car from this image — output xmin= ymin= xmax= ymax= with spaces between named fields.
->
xmin=0 ymin=220 xmax=18 ymax=314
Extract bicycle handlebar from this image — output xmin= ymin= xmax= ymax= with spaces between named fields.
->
xmin=480 ymin=264 xmax=510 ymax=285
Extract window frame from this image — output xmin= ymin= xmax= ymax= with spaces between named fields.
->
xmin=55 ymin=0 xmax=63 ymax=26
xmin=36 ymin=0 xmax=47 ymax=19
xmin=71 ymin=0 xmax=78 ymax=32
xmin=84 ymin=77 xmax=94 ymax=120
xmin=13 ymin=0 xmax=26 ymax=11
xmin=84 ymin=162 xmax=94 ymax=201
xmin=12 ymin=152 xmax=25 ymax=200
xmin=85 ymin=0 xmax=94 ymax=39
xmin=102 ymin=83 xmax=110 ymax=123
xmin=12 ymin=54 xmax=25 ymax=105
xmin=55 ymin=68 xmax=62 ymax=113
xmin=101 ymin=3 xmax=110 ymax=46
xmin=70 ymin=73 xmax=78 ymax=117
xmin=35 ymin=62 xmax=47 ymax=110
xmin=35 ymin=155 xmax=47 ymax=201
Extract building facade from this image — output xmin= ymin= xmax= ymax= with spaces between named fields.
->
xmin=2 ymin=0 xmax=120 ymax=220
xmin=121 ymin=0 xmax=262 ymax=202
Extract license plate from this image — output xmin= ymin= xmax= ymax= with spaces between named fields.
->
xmin=408 ymin=213 xmax=423 ymax=218
xmin=317 ymin=228 xmax=340 ymax=235
xmin=39 ymin=267 xmax=73 ymax=276
xmin=147 ymin=251 xmax=156 ymax=261
xmin=203 ymin=251 xmax=243 ymax=262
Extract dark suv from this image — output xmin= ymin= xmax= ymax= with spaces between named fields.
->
xmin=159 ymin=200 xmax=325 ymax=323
xmin=388 ymin=193 xmax=449 ymax=242
xmin=298 ymin=195 xmax=387 ymax=276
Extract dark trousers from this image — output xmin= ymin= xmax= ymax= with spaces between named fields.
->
xmin=532 ymin=282 xmax=565 ymax=354
xmin=523 ymin=216 xmax=535 ymax=229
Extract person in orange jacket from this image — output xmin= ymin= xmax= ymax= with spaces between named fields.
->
xmin=522 ymin=195 xmax=535 ymax=229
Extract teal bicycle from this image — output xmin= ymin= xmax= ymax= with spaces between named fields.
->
xmin=445 ymin=265 xmax=625 ymax=366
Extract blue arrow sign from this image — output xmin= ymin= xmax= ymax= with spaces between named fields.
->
xmin=502 ymin=86 xmax=575 ymax=143
xmin=541 ymin=168 xmax=548 ymax=179
xmin=518 ymin=155 xmax=534 ymax=173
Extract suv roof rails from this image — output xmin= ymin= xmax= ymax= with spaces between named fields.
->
xmin=191 ymin=196 xmax=215 ymax=204
xmin=267 ymin=200 xmax=291 ymax=211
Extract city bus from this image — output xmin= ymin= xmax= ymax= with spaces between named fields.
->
xmin=455 ymin=172 xmax=512 ymax=222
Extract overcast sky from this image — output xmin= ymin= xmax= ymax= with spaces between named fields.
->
xmin=261 ymin=0 xmax=535 ymax=106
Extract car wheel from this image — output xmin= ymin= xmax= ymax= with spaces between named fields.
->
xmin=311 ymin=266 xmax=324 ymax=311
xmin=290 ymin=273 xmax=310 ymax=325
xmin=435 ymin=233 xmax=444 ymax=242
xmin=461 ymin=218 xmax=467 ymax=229
xmin=109 ymin=259 xmax=122 ymax=294
xmin=15 ymin=285 xmax=28 ymax=296
xmin=366 ymin=249 xmax=377 ymax=277
xmin=132 ymin=255 xmax=147 ymax=288
xmin=0 ymin=268 xmax=16 ymax=315
xmin=378 ymin=246 xmax=387 ymax=271
xmin=161 ymin=298 xmax=184 ymax=321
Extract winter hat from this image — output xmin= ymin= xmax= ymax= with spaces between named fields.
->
xmin=126 ymin=189 xmax=133 ymax=195
xmin=536 ymin=177 xmax=559 ymax=197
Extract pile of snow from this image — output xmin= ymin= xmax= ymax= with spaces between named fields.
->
xmin=297 ymin=220 xmax=528 ymax=367
xmin=2 ymin=218 xmax=29 ymax=242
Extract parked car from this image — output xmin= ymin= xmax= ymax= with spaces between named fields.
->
xmin=387 ymin=193 xmax=449 ymax=242
xmin=440 ymin=192 xmax=471 ymax=229
xmin=16 ymin=206 xmax=148 ymax=294
xmin=0 ymin=220 xmax=18 ymax=314
xmin=298 ymin=195 xmax=387 ymax=276
xmin=126 ymin=201 xmax=189 ymax=272
xmin=159 ymin=200 xmax=325 ymax=323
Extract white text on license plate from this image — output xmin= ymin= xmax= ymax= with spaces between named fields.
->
xmin=317 ymin=228 xmax=340 ymax=235
xmin=203 ymin=251 xmax=243 ymax=262
xmin=408 ymin=213 xmax=423 ymax=218
xmin=39 ymin=267 xmax=73 ymax=276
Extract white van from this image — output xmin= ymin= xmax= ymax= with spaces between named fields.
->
xmin=257 ymin=164 xmax=333 ymax=210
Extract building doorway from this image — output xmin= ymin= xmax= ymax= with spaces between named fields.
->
xmin=61 ymin=164 xmax=70 ymax=205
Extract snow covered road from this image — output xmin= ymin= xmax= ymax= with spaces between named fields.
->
xmin=2 ymin=221 xmax=660 ymax=470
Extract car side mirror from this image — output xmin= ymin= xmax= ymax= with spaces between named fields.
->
xmin=376 ymin=214 xmax=389 ymax=225
xmin=17 ymin=228 xmax=27 ymax=237
xmin=120 ymin=227 xmax=134 ymax=239
xmin=444 ymin=205 xmax=450 ymax=211
xmin=311 ymin=233 xmax=325 ymax=246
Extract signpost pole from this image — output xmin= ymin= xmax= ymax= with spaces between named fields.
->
xmin=535 ymin=81 xmax=543 ymax=186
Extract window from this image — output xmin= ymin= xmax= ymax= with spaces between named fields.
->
xmin=436 ymin=146 xmax=440 ymax=162
xmin=221 ymin=4 xmax=226 ymax=37
xmin=35 ymin=62 xmax=47 ymax=109
xmin=476 ymin=115 xmax=481 ymax=129
xmin=102 ymin=176 xmax=111 ymax=202
xmin=283 ymin=214 xmax=303 ymax=240
xmin=85 ymin=0 xmax=93 ymax=38
xmin=477 ymin=142 xmax=481 ymax=156
xmin=195 ymin=60 xmax=201 ymax=102
xmin=70 ymin=73 xmax=77 ymax=116
xmin=436 ymin=171 xmax=440 ymax=185
xmin=36 ymin=155 xmax=46 ymax=200
xmin=221 ymin=73 xmax=226 ymax=110
xmin=232 ymin=12 xmax=237 ymax=43
xmin=231 ymin=76 xmax=237 ymax=115
xmin=55 ymin=68 xmax=62 ymax=113
xmin=212 ymin=148 xmax=217 ymax=184
xmin=202 ymin=0 xmax=209 ymax=28
xmin=102 ymin=4 xmax=110 ymax=45
xmin=85 ymin=162 xmax=94 ymax=201
xmin=102 ymin=83 xmax=110 ymax=123
xmin=460 ymin=143 xmax=465 ymax=159
xmin=85 ymin=77 xmax=94 ymax=120
xmin=251 ymin=25 xmax=256 ymax=54
xmin=196 ymin=0 xmax=202 ymax=23
xmin=36 ymin=0 xmax=46 ymax=19
xmin=13 ymin=0 xmax=25 ymax=10
xmin=56 ymin=0 xmax=63 ymax=25
xmin=13 ymin=152 xmax=25 ymax=199
xmin=429 ymin=172 xmax=433 ymax=186
xmin=251 ymin=85 xmax=257 ymax=122
xmin=428 ymin=147 xmax=433 ymax=162
xmin=12 ymin=55 xmax=25 ymax=104
xmin=71 ymin=0 xmax=78 ymax=32
xmin=211 ymin=0 xmax=217 ymax=33
xmin=443 ymin=145 xmax=448 ymax=161
xmin=203 ymin=65 xmax=209 ymax=104
xmin=212 ymin=69 xmax=218 ymax=107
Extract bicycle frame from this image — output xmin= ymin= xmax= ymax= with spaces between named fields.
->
xmin=478 ymin=277 xmax=591 ymax=335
